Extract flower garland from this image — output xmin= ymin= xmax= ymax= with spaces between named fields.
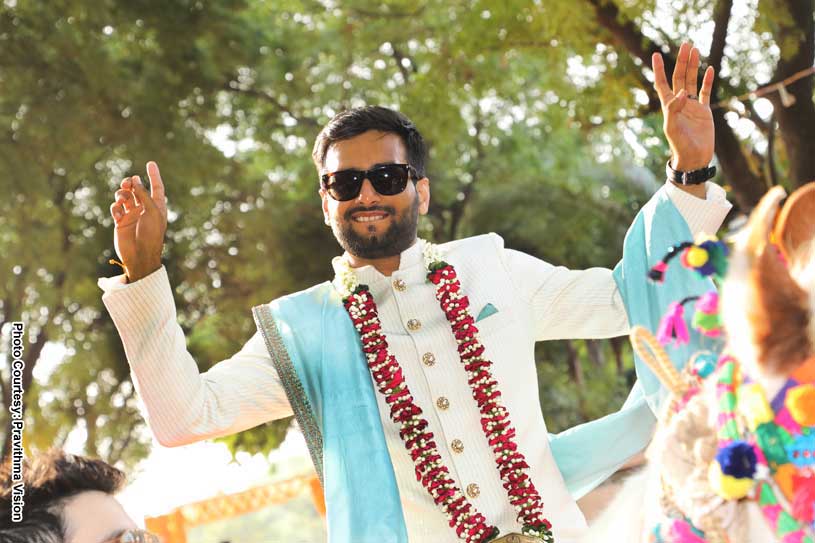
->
xmin=336 ymin=239 xmax=554 ymax=543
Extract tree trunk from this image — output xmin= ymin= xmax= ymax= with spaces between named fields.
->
xmin=564 ymin=340 xmax=585 ymax=388
xmin=587 ymin=0 xmax=770 ymax=209
xmin=765 ymin=0 xmax=815 ymax=188
xmin=1 ymin=330 xmax=47 ymax=463
xmin=610 ymin=336 xmax=625 ymax=375
xmin=585 ymin=339 xmax=605 ymax=367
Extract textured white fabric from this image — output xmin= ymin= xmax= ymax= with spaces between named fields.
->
xmin=99 ymin=181 xmax=731 ymax=543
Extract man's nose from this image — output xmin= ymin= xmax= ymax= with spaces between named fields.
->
xmin=356 ymin=178 xmax=380 ymax=205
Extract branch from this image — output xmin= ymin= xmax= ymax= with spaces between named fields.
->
xmin=586 ymin=0 xmax=767 ymax=208
xmin=447 ymin=111 xmax=484 ymax=240
xmin=222 ymin=83 xmax=320 ymax=129
xmin=347 ymin=4 xmax=426 ymax=19
xmin=743 ymin=99 xmax=770 ymax=133
xmin=708 ymin=0 xmax=733 ymax=75
xmin=766 ymin=113 xmax=779 ymax=187
xmin=107 ymin=384 xmax=137 ymax=466
xmin=391 ymin=45 xmax=417 ymax=84
xmin=584 ymin=0 xmax=674 ymax=112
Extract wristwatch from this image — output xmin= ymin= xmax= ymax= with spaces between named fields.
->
xmin=665 ymin=159 xmax=716 ymax=186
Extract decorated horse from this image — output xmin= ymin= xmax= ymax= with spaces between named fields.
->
xmin=585 ymin=182 xmax=815 ymax=543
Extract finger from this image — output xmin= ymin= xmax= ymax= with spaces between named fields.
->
xmin=699 ymin=66 xmax=715 ymax=105
xmin=652 ymin=52 xmax=674 ymax=105
xmin=146 ymin=161 xmax=166 ymax=206
xmin=666 ymin=89 xmax=688 ymax=115
xmin=115 ymin=189 xmax=135 ymax=212
xmin=110 ymin=201 xmax=125 ymax=223
xmin=686 ymin=47 xmax=700 ymax=96
xmin=672 ymin=42 xmax=691 ymax=94
xmin=120 ymin=176 xmax=135 ymax=190
xmin=131 ymin=176 xmax=157 ymax=213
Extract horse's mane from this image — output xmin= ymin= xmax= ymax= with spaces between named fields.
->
xmin=722 ymin=183 xmax=815 ymax=376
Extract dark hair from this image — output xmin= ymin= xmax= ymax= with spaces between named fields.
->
xmin=0 ymin=449 xmax=127 ymax=542
xmin=311 ymin=106 xmax=429 ymax=178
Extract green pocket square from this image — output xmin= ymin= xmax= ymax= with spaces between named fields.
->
xmin=475 ymin=303 xmax=499 ymax=322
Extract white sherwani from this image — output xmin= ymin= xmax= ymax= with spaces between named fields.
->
xmin=100 ymin=182 xmax=730 ymax=542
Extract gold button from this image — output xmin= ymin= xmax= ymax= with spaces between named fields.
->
xmin=466 ymin=483 xmax=480 ymax=498
xmin=451 ymin=439 xmax=464 ymax=453
xmin=422 ymin=352 xmax=436 ymax=366
xmin=436 ymin=397 xmax=450 ymax=410
xmin=407 ymin=319 xmax=421 ymax=331
xmin=393 ymin=278 xmax=407 ymax=291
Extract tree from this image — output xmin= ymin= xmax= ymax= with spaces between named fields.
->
xmin=2 ymin=0 xmax=810 ymax=469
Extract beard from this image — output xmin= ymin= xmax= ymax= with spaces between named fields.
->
xmin=331 ymin=194 xmax=419 ymax=259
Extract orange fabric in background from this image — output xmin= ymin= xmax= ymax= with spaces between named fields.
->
xmin=143 ymin=474 xmax=324 ymax=542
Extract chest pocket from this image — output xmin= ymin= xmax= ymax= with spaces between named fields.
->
xmin=471 ymin=300 xmax=514 ymax=337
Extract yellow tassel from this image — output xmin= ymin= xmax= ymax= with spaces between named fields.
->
xmin=708 ymin=461 xmax=755 ymax=500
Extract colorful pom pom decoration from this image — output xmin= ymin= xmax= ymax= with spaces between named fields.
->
xmin=691 ymin=352 xmax=718 ymax=379
xmin=786 ymin=384 xmax=815 ymax=427
xmin=648 ymin=237 xmax=729 ymax=284
xmin=692 ymin=291 xmax=723 ymax=337
xmin=709 ymin=441 xmax=758 ymax=500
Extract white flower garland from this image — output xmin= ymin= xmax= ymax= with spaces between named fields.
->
xmin=336 ymin=239 xmax=442 ymax=297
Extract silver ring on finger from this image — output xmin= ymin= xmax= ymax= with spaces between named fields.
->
xmin=688 ymin=94 xmax=698 ymax=100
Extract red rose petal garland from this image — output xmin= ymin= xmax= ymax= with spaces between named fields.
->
xmin=337 ymin=241 xmax=554 ymax=543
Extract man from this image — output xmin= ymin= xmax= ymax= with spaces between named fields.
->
xmin=100 ymin=43 xmax=731 ymax=542
xmin=0 ymin=449 xmax=159 ymax=543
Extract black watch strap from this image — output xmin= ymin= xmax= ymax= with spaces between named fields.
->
xmin=666 ymin=160 xmax=716 ymax=186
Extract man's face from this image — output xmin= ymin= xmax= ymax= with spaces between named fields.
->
xmin=321 ymin=130 xmax=430 ymax=259
xmin=62 ymin=490 xmax=138 ymax=543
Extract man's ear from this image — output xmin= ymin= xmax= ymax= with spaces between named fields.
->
xmin=319 ymin=188 xmax=331 ymax=225
xmin=416 ymin=177 xmax=430 ymax=215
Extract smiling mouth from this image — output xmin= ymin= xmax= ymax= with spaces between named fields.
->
xmin=352 ymin=212 xmax=389 ymax=223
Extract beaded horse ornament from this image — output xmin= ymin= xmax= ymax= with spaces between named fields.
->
xmin=585 ymin=182 xmax=815 ymax=543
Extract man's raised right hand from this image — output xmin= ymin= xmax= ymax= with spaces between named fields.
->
xmin=109 ymin=161 xmax=168 ymax=282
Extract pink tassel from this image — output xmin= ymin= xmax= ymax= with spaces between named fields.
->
xmin=668 ymin=519 xmax=707 ymax=542
xmin=695 ymin=291 xmax=719 ymax=313
xmin=648 ymin=260 xmax=670 ymax=282
xmin=656 ymin=302 xmax=690 ymax=346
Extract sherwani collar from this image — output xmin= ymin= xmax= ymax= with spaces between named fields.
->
xmin=330 ymin=239 xmax=426 ymax=299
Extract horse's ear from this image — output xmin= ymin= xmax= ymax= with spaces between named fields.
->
xmin=772 ymin=181 xmax=815 ymax=273
xmin=738 ymin=185 xmax=786 ymax=262
xmin=723 ymin=185 xmax=813 ymax=376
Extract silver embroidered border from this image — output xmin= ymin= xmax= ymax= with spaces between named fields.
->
xmin=252 ymin=303 xmax=324 ymax=484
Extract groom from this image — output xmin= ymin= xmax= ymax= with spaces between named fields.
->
xmin=100 ymin=43 xmax=730 ymax=542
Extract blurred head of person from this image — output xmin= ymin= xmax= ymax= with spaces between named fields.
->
xmin=0 ymin=448 xmax=156 ymax=543
xmin=312 ymin=106 xmax=431 ymax=261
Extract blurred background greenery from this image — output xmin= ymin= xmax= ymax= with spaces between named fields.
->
xmin=1 ymin=0 xmax=813 ymax=472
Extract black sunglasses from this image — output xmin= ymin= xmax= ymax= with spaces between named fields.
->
xmin=321 ymin=163 xmax=417 ymax=202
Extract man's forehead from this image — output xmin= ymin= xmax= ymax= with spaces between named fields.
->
xmin=324 ymin=130 xmax=407 ymax=172
xmin=63 ymin=490 xmax=137 ymax=543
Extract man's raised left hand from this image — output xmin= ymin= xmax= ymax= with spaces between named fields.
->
xmin=653 ymin=42 xmax=716 ymax=175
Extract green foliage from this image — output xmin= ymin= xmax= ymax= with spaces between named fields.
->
xmin=1 ymin=0 xmax=808 ymax=470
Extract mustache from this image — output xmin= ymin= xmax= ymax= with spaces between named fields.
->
xmin=343 ymin=205 xmax=396 ymax=221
